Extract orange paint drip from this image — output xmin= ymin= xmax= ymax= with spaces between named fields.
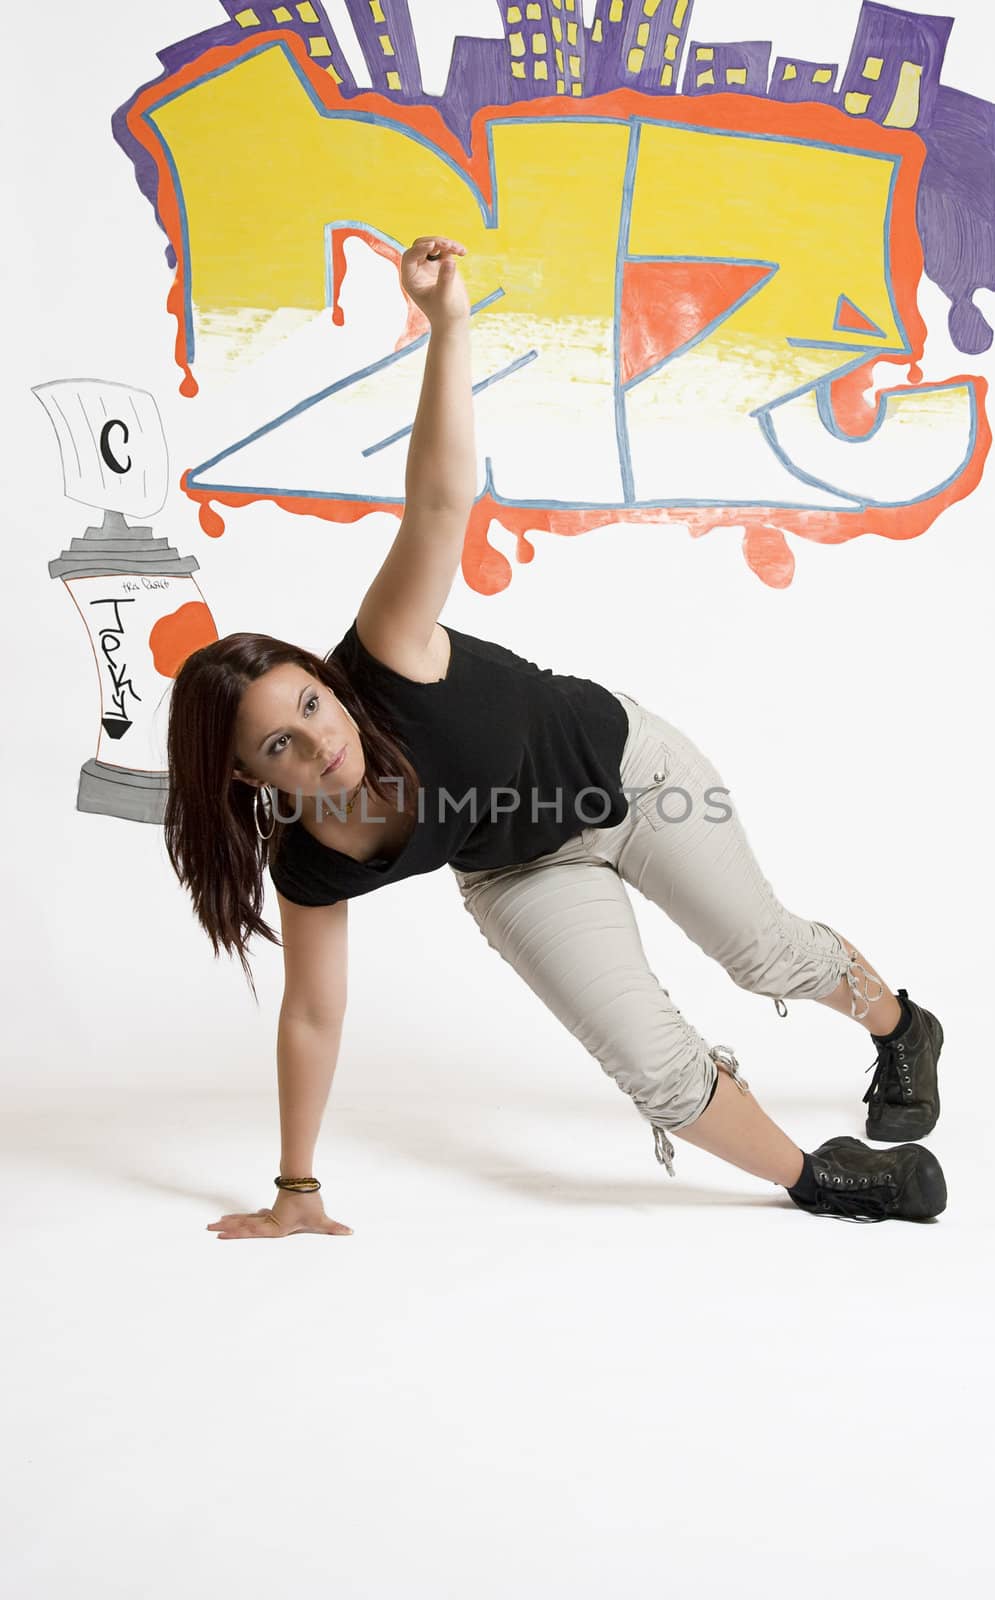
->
xmin=327 ymin=226 xmax=349 ymax=328
xmin=742 ymin=526 xmax=795 ymax=588
xmin=197 ymin=499 xmax=226 ymax=538
xmin=182 ymin=470 xmax=418 ymax=548
xmin=327 ymin=224 xmax=429 ymax=351
xmin=166 ymin=277 xmax=198 ymax=397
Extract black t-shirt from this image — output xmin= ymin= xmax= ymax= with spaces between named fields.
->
xmin=268 ymin=618 xmax=630 ymax=907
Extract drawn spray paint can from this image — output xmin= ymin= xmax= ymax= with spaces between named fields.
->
xmin=36 ymin=379 xmax=219 ymax=824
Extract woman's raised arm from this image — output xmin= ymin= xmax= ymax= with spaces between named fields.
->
xmin=355 ymin=235 xmax=476 ymax=679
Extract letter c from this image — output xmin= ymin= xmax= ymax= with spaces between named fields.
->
xmin=100 ymin=419 xmax=131 ymax=474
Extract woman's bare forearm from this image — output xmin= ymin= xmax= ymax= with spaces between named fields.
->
xmin=276 ymin=1008 xmax=345 ymax=1177
xmin=405 ymin=318 xmax=475 ymax=510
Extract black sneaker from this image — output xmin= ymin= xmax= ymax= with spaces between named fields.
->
xmin=788 ymin=1136 xmax=947 ymax=1223
xmin=863 ymin=988 xmax=943 ymax=1142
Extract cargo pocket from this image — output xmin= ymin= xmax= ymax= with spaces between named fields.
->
xmin=633 ymin=745 xmax=691 ymax=833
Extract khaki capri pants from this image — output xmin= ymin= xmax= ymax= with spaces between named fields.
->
xmin=450 ymin=691 xmax=866 ymax=1178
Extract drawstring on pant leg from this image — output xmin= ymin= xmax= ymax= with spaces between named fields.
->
xmin=650 ymin=1043 xmax=749 ymax=1179
xmin=710 ymin=1042 xmax=750 ymax=1094
xmin=653 ymin=1124 xmax=677 ymax=1177
xmin=838 ymin=942 xmax=885 ymax=1022
xmin=770 ymin=931 xmax=884 ymax=1023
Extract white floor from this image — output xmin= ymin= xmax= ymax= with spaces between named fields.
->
xmin=5 ymin=973 xmax=990 ymax=1599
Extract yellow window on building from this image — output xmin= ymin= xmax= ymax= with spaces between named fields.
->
xmin=309 ymin=36 xmax=331 ymax=57
xmin=235 ymin=8 xmax=260 ymax=24
xmin=555 ymin=47 xmax=563 ymax=70
xmin=783 ymin=63 xmax=797 ymax=80
xmin=592 ymin=18 xmax=602 ymax=41
xmin=636 ymin=22 xmax=650 ymax=46
xmin=664 ymin=33 xmax=679 ymax=61
xmin=569 ymin=54 xmax=580 ymax=74
xmin=386 ymin=69 xmax=400 ymax=90
xmin=884 ymin=60 xmax=923 ymax=127
xmin=507 ymin=4 xmax=521 ymax=20
xmin=532 ymin=32 xmax=547 ymax=53
xmin=845 ymin=90 xmax=871 ymax=114
xmin=565 ymin=0 xmax=575 ymax=10
xmin=660 ymin=62 xmax=673 ymax=87
xmin=697 ymin=69 xmax=715 ymax=86
xmin=567 ymin=21 xmax=578 ymax=43
xmin=673 ymin=0 xmax=689 ymax=24
xmin=511 ymin=60 xmax=525 ymax=78
xmin=272 ymin=6 xmax=292 ymax=21
xmin=552 ymin=18 xmax=562 ymax=41
xmin=509 ymin=32 xmax=525 ymax=56
xmin=644 ymin=0 xmax=663 ymax=17
xmin=534 ymin=60 xmax=548 ymax=79
xmin=610 ymin=0 xmax=623 ymax=21
xmin=370 ymin=0 xmax=385 ymax=22
xmin=378 ymin=32 xmax=394 ymax=56
xmin=296 ymin=1 xmax=318 ymax=21
xmin=726 ymin=67 xmax=747 ymax=84
xmin=557 ymin=78 xmax=565 ymax=93
xmin=812 ymin=68 xmax=833 ymax=83
xmin=572 ymin=81 xmax=582 ymax=94
xmin=627 ymin=48 xmax=645 ymax=73
xmin=697 ymin=46 xmax=714 ymax=61
xmin=863 ymin=55 xmax=884 ymax=79
xmin=325 ymin=63 xmax=342 ymax=84
xmin=527 ymin=2 xmax=542 ymax=17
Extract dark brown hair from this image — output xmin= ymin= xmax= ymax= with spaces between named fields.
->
xmin=164 ymin=631 xmax=419 ymax=1000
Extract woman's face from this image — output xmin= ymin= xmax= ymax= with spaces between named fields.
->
xmin=232 ymin=664 xmax=363 ymax=800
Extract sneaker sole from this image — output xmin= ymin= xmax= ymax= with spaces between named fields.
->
xmin=865 ymin=1015 xmax=943 ymax=1143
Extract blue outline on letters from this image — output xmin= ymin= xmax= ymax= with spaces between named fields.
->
xmin=140 ymin=47 xmax=949 ymax=514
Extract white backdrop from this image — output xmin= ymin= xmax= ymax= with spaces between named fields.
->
xmin=3 ymin=4 xmax=994 ymax=1596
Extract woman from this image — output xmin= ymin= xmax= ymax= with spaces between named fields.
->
xmin=166 ymin=235 xmax=947 ymax=1239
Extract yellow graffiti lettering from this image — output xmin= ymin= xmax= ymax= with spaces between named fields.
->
xmin=149 ymin=44 xmax=971 ymax=514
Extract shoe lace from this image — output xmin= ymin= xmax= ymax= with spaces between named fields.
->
xmin=813 ymin=1168 xmax=898 ymax=1225
xmin=862 ymin=1035 xmax=911 ymax=1108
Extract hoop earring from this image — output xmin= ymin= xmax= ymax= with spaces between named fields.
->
xmin=254 ymin=783 xmax=276 ymax=841
xmin=336 ymin=696 xmax=359 ymax=733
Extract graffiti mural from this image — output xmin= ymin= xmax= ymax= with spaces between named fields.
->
xmin=111 ymin=1 xmax=992 ymax=588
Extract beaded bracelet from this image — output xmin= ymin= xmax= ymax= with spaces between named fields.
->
xmin=274 ymin=1175 xmax=321 ymax=1193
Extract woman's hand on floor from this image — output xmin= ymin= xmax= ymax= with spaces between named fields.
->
xmin=206 ymin=1191 xmax=353 ymax=1240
